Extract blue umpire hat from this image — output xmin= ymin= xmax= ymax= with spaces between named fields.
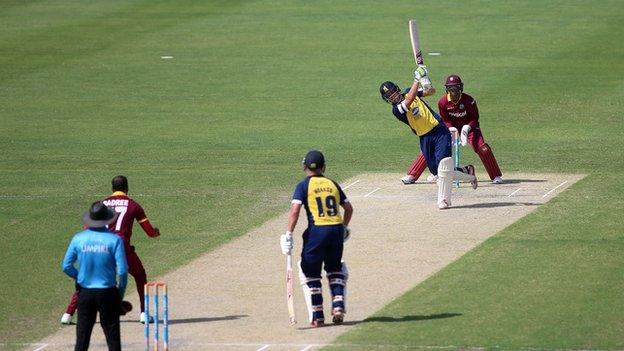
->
xmin=303 ymin=150 xmax=325 ymax=170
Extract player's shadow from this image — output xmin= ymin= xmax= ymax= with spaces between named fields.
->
xmin=451 ymin=202 xmax=539 ymax=209
xmin=341 ymin=312 xmax=462 ymax=326
xmin=123 ymin=315 xmax=248 ymax=325
xmin=168 ymin=315 xmax=248 ymax=325
xmin=495 ymin=179 xmax=547 ymax=184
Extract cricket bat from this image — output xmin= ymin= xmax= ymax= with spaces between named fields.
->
xmin=408 ymin=19 xmax=424 ymax=65
xmin=408 ymin=19 xmax=432 ymax=89
xmin=286 ymin=253 xmax=296 ymax=325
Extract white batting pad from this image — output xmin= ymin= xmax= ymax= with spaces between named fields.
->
xmin=298 ymin=260 xmax=321 ymax=323
xmin=437 ymin=157 xmax=454 ymax=207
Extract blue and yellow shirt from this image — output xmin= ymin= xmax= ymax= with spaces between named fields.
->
xmin=292 ymin=175 xmax=348 ymax=226
xmin=392 ymin=96 xmax=441 ymax=136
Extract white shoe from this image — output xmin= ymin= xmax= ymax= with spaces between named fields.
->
xmin=426 ymin=174 xmax=438 ymax=182
xmin=492 ymin=176 xmax=503 ymax=184
xmin=438 ymin=200 xmax=450 ymax=209
xmin=140 ymin=312 xmax=154 ymax=324
xmin=401 ymin=175 xmax=415 ymax=185
xmin=60 ymin=313 xmax=73 ymax=325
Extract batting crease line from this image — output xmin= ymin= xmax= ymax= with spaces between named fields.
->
xmin=32 ymin=344 xmax=48 ymax=351
xmin=342 ymin=179 xmax=361 ymax=190
xmin=364 ymin=187 xmax=381 ymax=197
xmin=300 ymin=345 xmax=313 ymax=351
xmin=508 ymin=188 xmax=522 ymax=197
xmin=256 ymin=344 xmax=271 ymax=351
xmin=542 ymin=181 xmax=568 ymax=198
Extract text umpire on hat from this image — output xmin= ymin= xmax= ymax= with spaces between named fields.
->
xmin=62 ymin=201 xmax=128 ymax=351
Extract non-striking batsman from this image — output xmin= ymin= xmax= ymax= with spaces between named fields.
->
xmin=282 ymin=150 xmax=354 ymax=327
xmin=144 ymin=282 xmax=169 ymax=351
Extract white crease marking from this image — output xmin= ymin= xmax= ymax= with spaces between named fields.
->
xmin=543 ymin=181 xmax=568 ymax=198
xmin=364 ymin=187 xmax=381 ymax=197
xmin=342 ymin=179 xmax=361 ymax=190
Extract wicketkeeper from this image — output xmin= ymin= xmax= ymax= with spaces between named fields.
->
xmin=280 ymin=150 xmax=354 ymax=327
xmin=380 ymin=66 xmax=478 ymax=209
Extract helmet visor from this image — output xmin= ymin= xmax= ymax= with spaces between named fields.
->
xmin=445 ymin=85 xmax=461 ymax=94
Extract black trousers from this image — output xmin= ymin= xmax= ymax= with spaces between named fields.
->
xmin=75 ymin=287 xmax=121 ymax=351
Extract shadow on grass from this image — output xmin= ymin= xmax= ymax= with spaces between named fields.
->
xmin=340 ymin=312 xmax=462 ymax=326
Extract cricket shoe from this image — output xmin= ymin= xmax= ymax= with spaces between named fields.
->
xmin=60 ymin=313 xmax=73 ymax=325
xmin=492 ymin=176 xmax=503 ymax=184
xmin=140 ymin=312 xmax=154 ymax=324
xmin=332 ymin=308 xmax=345 ymax=325
xmin=310 ymin=319 xmax=325 ymax=328
xmin=401 ymin=175 xmax=415 ymax=185
xmin=438 ymin=200 xmax=450 ymax=210
xmin=466 ymin=165 xmax=478 ymax=189
xmin=426 ymin=173 xmax=438 ymax=182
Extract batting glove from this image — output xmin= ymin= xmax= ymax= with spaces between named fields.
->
xmin=460 ymin=125 xmax=471 ymax=146
xmin=414 ymin=65 xmax=428 ymax=80
xmin=280 ymin=231 xmax=293 ymax=255
xmin=343 ymin=226 xmax=351 ymax=242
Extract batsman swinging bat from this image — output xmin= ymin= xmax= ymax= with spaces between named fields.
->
xmin=408 ymin=19 xmax=424 ymax=65
xmin=286 ymin=253 xmax=296 ymax=325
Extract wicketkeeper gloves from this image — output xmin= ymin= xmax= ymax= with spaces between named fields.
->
xmin=461 ymin=125 xmax=471 ymax=146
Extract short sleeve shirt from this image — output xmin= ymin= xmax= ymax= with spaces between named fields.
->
xmin=292 ymin=175 xmax=348 ymax=226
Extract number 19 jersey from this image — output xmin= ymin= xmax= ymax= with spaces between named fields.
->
xmin=292 ymin=175 xmax=348 ymax=226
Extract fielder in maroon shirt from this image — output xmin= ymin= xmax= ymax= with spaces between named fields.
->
xmin=61 ymin=175 xmax=160 ymax=324
xmin=403 ymin=75 xmax=503 ymax=184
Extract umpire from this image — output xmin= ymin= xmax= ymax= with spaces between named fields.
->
xmin=62 ymin=201 xmax=128 ymax=351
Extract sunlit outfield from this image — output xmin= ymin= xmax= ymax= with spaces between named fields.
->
xmin=1 ymin=0 xmax=623 ymax=349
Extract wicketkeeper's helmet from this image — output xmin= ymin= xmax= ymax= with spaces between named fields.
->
xmin=444 ymin=75 xmax=464 ymax=92
xmin=379 ymin=81 xmax=401 ymax=104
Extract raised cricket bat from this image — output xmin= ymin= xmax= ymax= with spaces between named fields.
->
xmin=408 ymin=19 xmax=432 ymax=89
xmin=286 ymin=253 xmax=296 ymax=325
xmin=408 ymin=19 xmax=424 ymax=65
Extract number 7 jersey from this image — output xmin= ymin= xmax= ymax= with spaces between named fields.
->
xmin=102 ymin=191 xmax=154 ymax=246
xmin=292 ymin=175 xmax=349 ymax=226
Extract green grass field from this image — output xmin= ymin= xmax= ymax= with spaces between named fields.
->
xmin=1 ymin=0 xmax=623 ymax=349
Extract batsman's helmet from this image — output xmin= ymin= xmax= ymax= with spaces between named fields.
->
xmin=444 ymin=75 xmax=464 ymax=92
xmin=379 ymin=81 xmax=401 ymax=104
xmin=303 ymin=150 xmax=325 ymax=171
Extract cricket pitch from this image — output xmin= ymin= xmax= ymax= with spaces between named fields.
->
xmin=35 ymin=173 xmax=584 ymax=351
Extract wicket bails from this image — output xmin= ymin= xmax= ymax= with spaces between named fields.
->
xmin=144 ymin=282 xmax=169 ymax=351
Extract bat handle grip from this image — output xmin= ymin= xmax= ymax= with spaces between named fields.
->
xmin=286 ymin=253 xmax=293 ymax=268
